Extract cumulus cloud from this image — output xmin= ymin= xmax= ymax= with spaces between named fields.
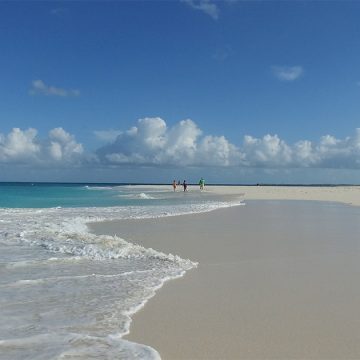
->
xmin=0 ymin=128 xmax=40 ymax=163
xmin=96 ymin=117 xmax=360 ymax=170
xmin=272 ymin=66 xmax=304 ymax=81
xmin=48 ymin=128 xmax=83 ymax=162
xmin=182 ymin=0 xmax=219 ymax=20
xmin=241 ymin=130 xmax=360 ymax=169
xmin=2 ymin=119 xmax=360 ymax=171
xmin=0 ymin=127 xmax=83 ymax=165
xmin=29 ymin=80 xmax=80 ymax=97
xmin=242 ymin=134 xmax=292 ymax=166
xmin=96 ymin=117 xmax=242 ymax=167
xmin=97 ymin=118 xmax=200 ymax=165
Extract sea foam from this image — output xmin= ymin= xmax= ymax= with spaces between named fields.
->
xmin=0 ymin=197 xmax=243 ymax=359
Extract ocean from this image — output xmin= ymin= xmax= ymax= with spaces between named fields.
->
xmin=0 ymin=183 xmax=242 ymax=359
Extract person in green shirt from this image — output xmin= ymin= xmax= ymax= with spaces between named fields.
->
xmin=199 ymin=177 xmax=205 ymax=190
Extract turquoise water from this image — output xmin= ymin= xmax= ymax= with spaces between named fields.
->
xmin=1 ymin=182 xmax=346 ymax=208
xmin=0 ymin=182 xmax=234 ymax=208
xmin=0 ymin=182 xmax=192 ymax=208
xmin=0 ymin=183 xmax=135 ymax=208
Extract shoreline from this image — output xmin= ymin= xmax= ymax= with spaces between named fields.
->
xmin=205 ymin=184 xmax=360 ymax=206
xmin=120 ymin=184 xmax=360 ymax=206
xmin=90 ymin=186 xmax=360 ymax=359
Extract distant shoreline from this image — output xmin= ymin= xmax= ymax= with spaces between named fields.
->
xmin=1 ymin=181 xmax=359 ymax=187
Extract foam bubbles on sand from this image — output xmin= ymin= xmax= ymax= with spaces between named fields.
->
xmin=0 ymin=198 xmax=242 ymax=359
xmin=118 ymin=192 xmax=155 ymax=200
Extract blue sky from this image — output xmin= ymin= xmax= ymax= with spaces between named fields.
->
xmin=1 ymin=1 xmax=360 ymax=183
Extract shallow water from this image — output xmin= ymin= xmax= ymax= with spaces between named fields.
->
xmin=0 ymin=183 xmax=242 ymax=359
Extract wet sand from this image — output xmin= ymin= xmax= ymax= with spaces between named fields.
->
xmin=90 ymin=188 xmax=360 ymax=359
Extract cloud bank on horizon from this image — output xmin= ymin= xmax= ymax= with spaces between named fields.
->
xmin=1 ymin=118 xmax=360 ymax=170
xmin=0 ymin=127 xmax=83 ymax=165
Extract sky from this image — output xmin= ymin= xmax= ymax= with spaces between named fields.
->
xmin=1 ymin=0 xmax=360 ymax=184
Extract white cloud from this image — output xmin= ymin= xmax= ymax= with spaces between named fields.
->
xmin=48 ymin=128 xmax=84 ymax=162
xmin=29 ymin=80 xmax=80 ymax=97
xmin=243 ymin=134 xmax=292 ymax=166
xmin=182 ymin=0 xmax=219 ymax=20
xmin=2 ymin=120 xmax=360 ymax=172
xmin=198 ymin=135 xmax=243 ymax=166
xmin=0 ymin=128 xmax=40 ymax=163
xmin=293 ymin=140 xmax=318 ymax=166
xmin=272 ymin=66 xmax=304 ymax=81
xmin=241 ymin=129 xmax=360 ymax=169
xmin=0 ymin=127 xmax=83 ymax=165
xmin=96 ymin=117 xmax=241 ymax=167
xmin=96 ymin=118 xmax=360 ymax=170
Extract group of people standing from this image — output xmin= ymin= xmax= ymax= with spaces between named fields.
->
xmin=172 ymin=178 xmax=205 ymax=192
xmin=172 ymin=180 xmax=186 ymax=192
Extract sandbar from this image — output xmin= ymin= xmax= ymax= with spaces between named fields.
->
xmin=90 ymin=186 xmax=360 ymax=359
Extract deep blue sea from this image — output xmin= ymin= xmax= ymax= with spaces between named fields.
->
xmin=0 ymin=182 xmax=242 ymax=359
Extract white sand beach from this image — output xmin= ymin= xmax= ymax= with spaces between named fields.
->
xmin=135 ymin=184 xmax=360 ymax=206
xmin=90 ymin=186 xmax=360 ymax=359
